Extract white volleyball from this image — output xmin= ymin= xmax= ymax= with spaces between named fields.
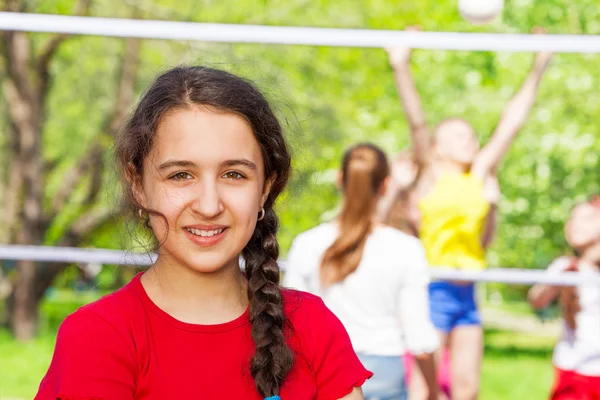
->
xmin=458 ymin=0 xmax=505 ymax=25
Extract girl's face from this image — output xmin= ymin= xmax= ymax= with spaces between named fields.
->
xmin=565 ymin=202 xmax=600 ymax=250
xmin=434 ymin=119 xmax=480 ymax=167
xmin=137 ymin=106 xmax=271 ymax=274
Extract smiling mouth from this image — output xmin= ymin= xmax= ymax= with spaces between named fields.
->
xmin=185 ymin=227 xmax=226 ymax=237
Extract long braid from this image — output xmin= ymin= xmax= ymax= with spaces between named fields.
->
xmin=243 ymin=207 xmax=294 ymax=398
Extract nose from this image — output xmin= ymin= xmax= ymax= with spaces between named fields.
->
xmin=189 ymin=177 xmax=224 ymax=219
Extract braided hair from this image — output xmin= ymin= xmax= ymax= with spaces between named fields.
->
xmin=116 ymin=66 xmax=294 ymax=397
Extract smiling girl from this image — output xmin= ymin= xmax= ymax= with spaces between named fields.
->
xmin=35 ymin=66 xmax=371 ymax=400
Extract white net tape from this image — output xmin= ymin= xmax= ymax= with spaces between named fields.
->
xmin=1 ymin=12 xmax=600 ymax=52
xmin=1 ymin=245 xmax=599 ymax=286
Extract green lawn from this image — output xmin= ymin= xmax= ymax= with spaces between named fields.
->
xmin=481 ymin=328 xmax=554 ymax=400
xmin=0 ymin=294 xmax=556 ymax=400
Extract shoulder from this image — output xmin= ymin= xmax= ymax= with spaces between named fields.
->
xmin=547 ymin=256 xmax=575 ymax=273
xmin=37 ymin=280 xmax=141 ymax=399
xmin=59 ymin=275 xmax=143 ymax=344
xmin=281 ymin=289 xmax=372 ymax=395
xmin=291 ymin=223 xmax=336 ymax=247
xmin=282 ymin=288 xmax=325 ymax=318
xmin=281 ymin=289 xmax=341 ymax=333
xmin=376 ymin=227 xmax=425 ymax=255
xmin=378 ymin=225 xmax=420 ymax=243
xmin=281 ymin=288 xmax=347 ymax=343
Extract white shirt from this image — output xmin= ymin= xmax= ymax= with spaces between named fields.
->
xmin=548 ymin=257 xmax=600 ymax=376
xmin=283 ymin=223 xmax=439 ymax=356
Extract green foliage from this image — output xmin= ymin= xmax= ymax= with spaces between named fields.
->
xmin=8 ymin=0 xmax=600 ymax=270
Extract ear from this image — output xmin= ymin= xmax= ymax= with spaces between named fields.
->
xmin=126 ymin=162 xmax=147 ymax=208
xmin=261 ymin=173 xmax=276 ymax=207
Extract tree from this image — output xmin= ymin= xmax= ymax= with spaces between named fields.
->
xmin=0 ymin=0 xmax=141 ymax=340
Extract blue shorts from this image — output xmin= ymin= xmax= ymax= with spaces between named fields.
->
xmin=428 ymin=281 xmax=481 ymax=333
xmin=358 ymin=354 xmax=407 ymax=400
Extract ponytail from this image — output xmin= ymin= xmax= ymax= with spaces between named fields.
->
xmin=320 ymin=144 xmax=389 ymax=286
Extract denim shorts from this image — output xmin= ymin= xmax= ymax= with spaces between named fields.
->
xmin=428 ymin=281 xmax=481 ymax=333
xmin=358 ymin=354 xmax=407 ymax=400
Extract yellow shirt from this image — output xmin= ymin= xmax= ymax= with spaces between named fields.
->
xmin=418 ymin=173 xmax=489 ymax=270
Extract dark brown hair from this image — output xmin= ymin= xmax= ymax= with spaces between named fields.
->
xmin=115 ymin=66 xmax=293 ymax=397
xmin=320 ymin=143 xmax=390 ymax=286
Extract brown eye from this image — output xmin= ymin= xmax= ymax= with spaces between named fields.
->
xmin=223 ymin=171 xmax=245 ymax=180
xmin=170 ymin=172 xmax=193 ymax=181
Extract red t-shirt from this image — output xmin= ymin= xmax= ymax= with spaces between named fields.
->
xmin=35 ymin=273 xmax=372 ymax=400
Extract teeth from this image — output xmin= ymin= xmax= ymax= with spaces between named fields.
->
xmin=186 ymin=228 xmax=224 ymax=237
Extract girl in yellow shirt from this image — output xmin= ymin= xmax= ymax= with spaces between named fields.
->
xmin=382 ymin=27 xmax=552 ymax=400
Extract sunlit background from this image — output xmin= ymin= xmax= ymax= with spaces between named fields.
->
xmin=1 ymin=1 xmax=600 ymax=399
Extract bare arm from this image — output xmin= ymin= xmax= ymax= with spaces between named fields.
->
xmin=338 ymin=387 xmax=364 ymax=400
xmin=528 ymin=256 xmax=572 ymax=309
xmin=481 ymin=174 xmax=500 ymax=248
xmin=481 ymin=204 xmax=497 ymax=249
xmin=528 ymin=283 xmax=560 ymax=310
xmin=473 ymin=30 xmax=552 ymax=177
xmin=376 ymin=156 xmax=418 ymax=223
xmin=386 ymin=32 xmax=431 ymax=166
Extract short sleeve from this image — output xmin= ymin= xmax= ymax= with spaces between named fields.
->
xmin=300 ymin=296 xmax=372 ymax=400
xmin=35 ymin=308 xmax=136 ymax=400
xmin=282 ymin=237 xmax=310 ymax=292
xmin=547 ymin=256 xmax=573 ymax=273
xmin=397 ymin=240 xmax=439 ymax=355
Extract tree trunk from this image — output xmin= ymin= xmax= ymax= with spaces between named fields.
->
xmin=7 ymin=260 xmax=39 ymax=340
xmin=1 ymin=1 xmax=139 ymax=340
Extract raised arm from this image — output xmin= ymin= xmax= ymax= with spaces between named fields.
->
xmin=386 ymin=31 xmax=431 ymax=166
xmin=473 ymin=28 xmax=552 ymax=178
xmin=376 ymin=153 xmax=418 ymax=224
xmin=481 ymin=174 xmax=500 ymax=248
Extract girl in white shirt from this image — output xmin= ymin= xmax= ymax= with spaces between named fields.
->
xmin=284 ymin=143 xmax=439 ymax=400
xmin=528 ymin=197 xmax=600 ymax=399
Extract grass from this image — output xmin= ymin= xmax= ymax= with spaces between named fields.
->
xmin=0 ymin=293 xmax=557 ymax=400
xmin=481 ymin=328 xmax=555 ymax=400
xmin=0 ymin=329 xmax=56 ymax=399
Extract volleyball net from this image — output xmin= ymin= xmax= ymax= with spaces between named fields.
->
xmin=1 ymin=12 xmax=599 ymax=287
xmin=0 ymin=11 xmax=600 ymax=52
xmin=1 ymin=244 xmax=599 ymax=286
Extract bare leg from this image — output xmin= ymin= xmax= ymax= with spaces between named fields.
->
xmin=449 ymin=325 xmax=483 ymax=400
xmin=408 ymin=330 xmax=449 ymax=400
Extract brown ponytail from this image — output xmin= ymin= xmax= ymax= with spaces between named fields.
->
xmin=320 ymin=143 xmax=390 ymax=286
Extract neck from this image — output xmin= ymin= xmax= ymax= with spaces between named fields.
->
xmin=434 ymin=159 xmax=468 ymax=175
xmin=580 ymin=242 xmax=600 ymax=267
xmin=141 ymin=254 xmax=249 ymax=324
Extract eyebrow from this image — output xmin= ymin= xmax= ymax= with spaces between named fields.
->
xmin=221 ymin=159 xmax=257 ymax=170
xmin=157 ymin=159 xmax=257 ymax=171
xmin=158 ymin=160 xmax=197 ymax=171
